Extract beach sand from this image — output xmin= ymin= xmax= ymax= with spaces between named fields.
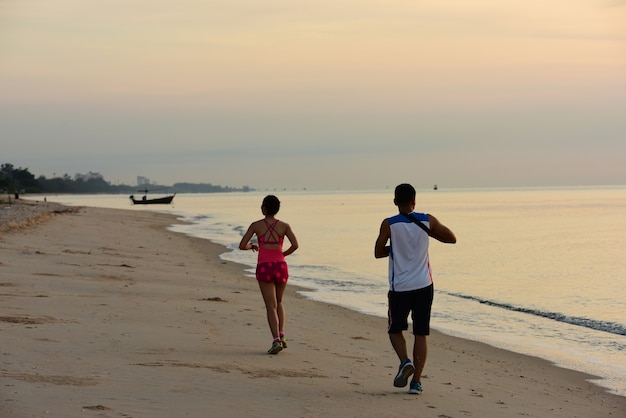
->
xmin=1 ymin=204 xmax=624 ymax=417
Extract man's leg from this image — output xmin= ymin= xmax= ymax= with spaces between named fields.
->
xmin=412 ymin=335 xmax=428 ymax=383
xmin=389 ymin=332 xmax=408 ymax=360
xmin=390 ymin=332 xmax=415 ymax=387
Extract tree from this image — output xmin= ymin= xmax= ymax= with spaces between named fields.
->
xmin=0 ymin=163 xmax=40 ymax=193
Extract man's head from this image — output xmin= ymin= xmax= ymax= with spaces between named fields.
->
xmin=394 ymin=183 xmax=416 ymax=206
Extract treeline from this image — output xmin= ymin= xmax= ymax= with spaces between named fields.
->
xmin=0 ymin=163 xmax=253 ymax=195
xmin=0 ymin=164 xmax=39 ymax=193
xmin=171 ymin=182 xmax=252 ymax=193
xmin=38 ymin=175 xmax=133 ymax=194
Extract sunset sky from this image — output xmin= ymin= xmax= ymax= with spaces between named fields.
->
xmin=2 ymin=0 xmax=625 ymax=190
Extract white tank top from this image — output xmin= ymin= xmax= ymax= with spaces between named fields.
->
xmin=387 ymin=212 xmax=432 ymax=292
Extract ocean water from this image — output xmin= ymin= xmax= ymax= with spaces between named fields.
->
xmin=45 ymin=187 xmax=626 ymax=396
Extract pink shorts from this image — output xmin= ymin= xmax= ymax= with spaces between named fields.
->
xmin=256 ymin=262 xmax=289 ymax=284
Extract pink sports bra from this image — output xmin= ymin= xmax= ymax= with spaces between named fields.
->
xmin=259 ymin=219 xmax=284 ymax=246
xmin=258 ymin=220 xmax=285 ymax=263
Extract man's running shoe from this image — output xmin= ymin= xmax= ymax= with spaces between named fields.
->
xmin=393 ymin=359 xmax=415 ymax=387
xmin=408 ymin=381 xmax=423 ymax=394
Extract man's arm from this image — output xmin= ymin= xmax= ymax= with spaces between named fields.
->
xmin=428 ymin=214 xmax=456 ymax=244
xmin=374 ymin=219 xmax=391 ymax=258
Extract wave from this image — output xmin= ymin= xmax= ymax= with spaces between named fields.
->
xmin=443 ymin=291 xmax=626 ymax=337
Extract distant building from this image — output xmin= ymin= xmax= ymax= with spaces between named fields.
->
xmin=75 ymin=171 xmax=104 ymax=181
xmin=137 ymin=176 xmax=150 ymax=186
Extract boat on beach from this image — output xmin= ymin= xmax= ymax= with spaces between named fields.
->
xmin=129 ymin=189 xmax=175 ymax=205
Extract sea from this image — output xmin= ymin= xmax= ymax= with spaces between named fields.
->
xmin=43 ymin=186 xmax=626 ymax=397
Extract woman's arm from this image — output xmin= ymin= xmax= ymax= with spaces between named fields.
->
xmin=282 ymin=223 xmax=299 ymax=256
xmin=238 ymin=224 xmax=258 ymax=251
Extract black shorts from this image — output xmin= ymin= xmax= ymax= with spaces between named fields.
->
xmin=387 ymin=284 xmax=434 ymax=335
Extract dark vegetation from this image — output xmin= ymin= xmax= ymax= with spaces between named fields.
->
xmin=0 ymin=163 xmax=252 ymax=195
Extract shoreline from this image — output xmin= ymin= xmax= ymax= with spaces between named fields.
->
xmin=1 ymin=204 xmax=624 ymax=417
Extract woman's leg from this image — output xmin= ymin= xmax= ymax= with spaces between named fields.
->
xmin=258 ymin=281 xmax=280 ymax=338
xmin=275 ymin=280 xmax=287 ymax=334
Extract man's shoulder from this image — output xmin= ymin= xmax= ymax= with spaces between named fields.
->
xmin=411 ymin=212 xmax=429 ymax=221
xmin=388 ymin=212 xmax=428 ymax=225
xmin=387 ymin=213 xmax=405 ymax=225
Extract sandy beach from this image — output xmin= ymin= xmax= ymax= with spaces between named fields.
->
xmin=1 ymin=202 xmax=624 ymax=417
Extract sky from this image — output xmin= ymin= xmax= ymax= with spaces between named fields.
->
xmin=1 ymin=0 xmax=625 ymax=191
